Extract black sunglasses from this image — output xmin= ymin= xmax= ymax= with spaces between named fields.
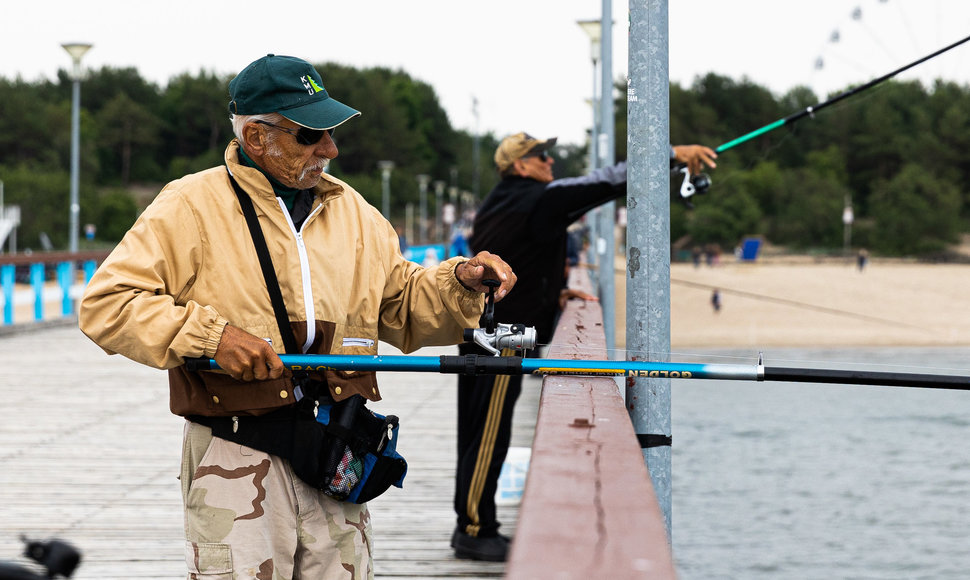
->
xmin=524 ymin=151 xmax=552 ymax=162
xmin=254 ymin=120 xmax=331 ymax=146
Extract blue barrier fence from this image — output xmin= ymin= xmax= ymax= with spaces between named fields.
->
xmin=404 ymin=243 xmax=447 ymax=265
xmin=0 ymin=251 xmax=107 ymax=326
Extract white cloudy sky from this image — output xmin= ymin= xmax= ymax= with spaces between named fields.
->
xmin=3 ymin=0 xmax=969 ymax=146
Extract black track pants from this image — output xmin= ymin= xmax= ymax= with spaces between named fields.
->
xmin=453 ymin=343 xmax=522 ymax=537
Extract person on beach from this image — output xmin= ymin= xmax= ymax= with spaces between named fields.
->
xmin=450 ymin=132 xmax=717 ymax=561
xmin=78 ymin=54 xmax=516 ymax=579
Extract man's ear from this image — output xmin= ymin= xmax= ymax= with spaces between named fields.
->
xmin=242 ymin=123 xmax=265 ymax=155
xmin=511 ymin=159 xmax=529 ymax=177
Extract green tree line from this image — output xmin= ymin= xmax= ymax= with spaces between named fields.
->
xmin=1 ymin=64 xmax=968 ymax=257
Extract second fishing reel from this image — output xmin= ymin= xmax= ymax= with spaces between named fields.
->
xmin=671 ymin=162 xmax=712 ymax=209
xmin=463 ymin=279 xmax=536 ymax=356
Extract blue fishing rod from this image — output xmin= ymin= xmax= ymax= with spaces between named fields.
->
xmin=186 ymin=351 xmax=970 ymax=391
xmin=675 ymin=32 xmax=970 ymax=206
xmin=185 ymin=283 xmax=970 ymax=391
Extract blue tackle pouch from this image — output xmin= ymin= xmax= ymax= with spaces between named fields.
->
xmin=315 ymin=399 xmax=408 ymax=504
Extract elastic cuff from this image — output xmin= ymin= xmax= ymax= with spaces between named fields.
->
xmin=203 ymin=316 xmax=230 ymax=359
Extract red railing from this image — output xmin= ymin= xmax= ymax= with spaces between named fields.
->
xmin=505 ymin=268 xmax=676 ymax=579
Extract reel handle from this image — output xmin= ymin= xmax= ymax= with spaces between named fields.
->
xmin=482 ymin=278 xmax=500 ymax=333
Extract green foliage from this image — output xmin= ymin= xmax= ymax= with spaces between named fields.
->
xmin=2 ymin=63 xmax=969 ymax=257
xmin=868 ymin=163 xmax=962 ymax=255
xmin=88 ymin=188 xmax=139 ymax=241
xmin=0 ymin=163 xmax=74 ymax=250
xmin=770 ymin=168 xmax=849 ymax=249
xmin=97 ymin=93 xmax=163 ymax=185
xmin=685 ymin=185 xmax=761 ymax=246
xmin=157 ymin=70 xmax=232 ymax=174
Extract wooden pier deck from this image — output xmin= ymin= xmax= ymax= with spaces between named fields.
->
xmin=0 ymin=322 xmax=539 ymax=579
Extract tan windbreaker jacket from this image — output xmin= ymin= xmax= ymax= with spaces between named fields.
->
xmin=79 ymin=141 xmax=483 ymax=417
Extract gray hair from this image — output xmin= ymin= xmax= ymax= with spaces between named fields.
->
xmin=230 ymin=112 xmax=286 ymax=144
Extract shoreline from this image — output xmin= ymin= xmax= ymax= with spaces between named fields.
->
xmin=613 ymin=259 xmax=970 ymax=349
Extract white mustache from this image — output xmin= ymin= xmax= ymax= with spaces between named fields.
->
xmin=299 ymin=158 xmax=330 ymax=181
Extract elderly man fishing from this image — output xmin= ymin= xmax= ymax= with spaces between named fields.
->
xmin=79 ymin=54 xmax=515 ymax=579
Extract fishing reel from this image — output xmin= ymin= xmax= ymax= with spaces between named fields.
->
xmin=463 ymin=279 xmax=537 ymax=356
xmin=671 ymin=162 xmax=712 ymax=209
xmin=463 ymin=323 xmax=535 ymax=356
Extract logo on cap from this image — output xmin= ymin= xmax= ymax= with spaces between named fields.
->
xmin=302 ymin=75 xmax=324 ymax=95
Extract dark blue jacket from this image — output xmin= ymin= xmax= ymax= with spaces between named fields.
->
xmin=469 ymin=162 xmax=626 ymax=343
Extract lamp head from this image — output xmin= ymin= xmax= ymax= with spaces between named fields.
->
xmin=61 ymin=43 xmax=93 ymax=64
xmin=577 ymin=20 xmax=602 ymax=61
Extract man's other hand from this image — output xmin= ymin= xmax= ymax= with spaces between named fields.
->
xmin=673 ymin=144 xmax=718 ymax=175
xmin=213 ymin=323 xmax=287 ymax=382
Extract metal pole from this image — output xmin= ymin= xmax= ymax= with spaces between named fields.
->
xmin=378 ymin=161 xmax=394 ymax=219
xmin=843 ymin=194 xmax=854 ymax=257
xmin=62 ymin=43 xmax=91 ymax=253
xmin=598 ymin=0 xmax=616 ymax=355
xmin=417 ymin=174 xmax=430 ymax=244
xmin=448 ymin=185 xmax=459 ymax=251
xmin=627 ymin=0 xmax=673 ymax=538
xmin=588 ymin=59 xmax=601 ymax=271
xmin=405 ymin=203 xmax=414 ymax=247
xmin=472 ymin=97 xmax=481 ymax=200
xmin=434 ymin=180 xmax=445 ymax=243
xmin=578 ymin=20 xmax=603 ymax=272
xmin=68 ymin=76 xmax=81 ymax=253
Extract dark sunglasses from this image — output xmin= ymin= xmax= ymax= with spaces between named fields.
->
xmin=524 ymin=151 xmax=552 ymax=162
xmin=254 ymin=120 xmax=331 ymax=146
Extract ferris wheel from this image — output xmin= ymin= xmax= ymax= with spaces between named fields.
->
xmin=808 ymin=0 xmax=970 ymax=97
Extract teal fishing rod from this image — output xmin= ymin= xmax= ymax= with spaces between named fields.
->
xmin=715 ymin=32 xmax=970 ymax=154
xmin=675 ymin=32 xmax=970 ymax=205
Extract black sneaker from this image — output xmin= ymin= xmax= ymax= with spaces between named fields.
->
xmin=451 ymin=528 xmax=510 ymax=562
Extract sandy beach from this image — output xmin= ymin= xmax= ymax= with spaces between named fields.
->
xmin=613 ymin=257 xmax=970 ymax=349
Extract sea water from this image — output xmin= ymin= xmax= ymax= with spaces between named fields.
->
xmin=671 ymin=346 xmax=970 ymax=580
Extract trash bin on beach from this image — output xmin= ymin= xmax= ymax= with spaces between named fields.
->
xmin=740 ymin=236 xmax=763 ymax=261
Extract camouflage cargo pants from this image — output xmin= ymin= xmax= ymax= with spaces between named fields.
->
xmin=180 ymin=420 xmax=374 ymax=579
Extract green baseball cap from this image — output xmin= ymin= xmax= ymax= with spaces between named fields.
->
xmin=228 ymin=54 xmax=360 ymax=130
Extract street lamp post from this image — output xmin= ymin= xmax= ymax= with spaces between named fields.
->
xmin=62 ymin=42 xmax=92 ymax=254
xmin=433 ymin=180 xmax=446 ymax=243
xmin=596 ymin=0 xmax=617 ymax=354
xmin=417 ymin=174 xmax=430 ymax=244
xmin=378 ymin=161 xmax=395 ymax=219
xmin=579 ymin=15 xmax=617 ymax=353
xmin=577 ymin=20 xmax=602 ymax=172
xmin=471 ymin=97 xmax=481 ymax=201
xmin=578 ymin=20 xmax=602 ymax=271
xmin=842 ymin=194 xmax=854 ymax=256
